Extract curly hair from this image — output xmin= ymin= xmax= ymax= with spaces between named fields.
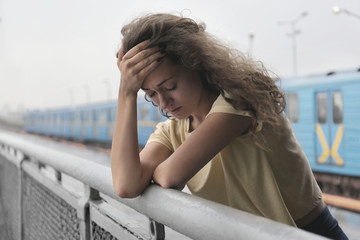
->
xmin=120 ymin=13 xmax=286 ymax=149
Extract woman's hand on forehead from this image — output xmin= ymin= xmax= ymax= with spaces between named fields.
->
xmin=117 ymin=40 xmax=165 ymax=97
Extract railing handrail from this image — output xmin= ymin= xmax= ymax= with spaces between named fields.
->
xmin=0 ymin=131 xmax=326 ymax=240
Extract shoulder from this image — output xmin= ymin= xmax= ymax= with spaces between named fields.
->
xmin=207 ymin=94 xmax=255 ymax=118
xmin=207 ymin=94 xmax=262 ymax=133
xmin=153 ymin=118 xmax=188 ymax=134
xmin=147 ymin=118 xmax=190 ymax=151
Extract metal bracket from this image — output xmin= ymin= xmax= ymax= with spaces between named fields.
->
xmin=149 ymin=219 xmax=165 ymax=240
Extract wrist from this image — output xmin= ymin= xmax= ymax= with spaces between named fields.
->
xmin=118 ymin=86 xmax=138 ymax=102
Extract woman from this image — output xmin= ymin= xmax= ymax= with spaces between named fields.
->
xmin=110 ymin=13 xmax=348 ymax=239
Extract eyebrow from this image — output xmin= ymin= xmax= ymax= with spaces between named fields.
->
xmin=141 ymin=75 xmax=175 ymax=91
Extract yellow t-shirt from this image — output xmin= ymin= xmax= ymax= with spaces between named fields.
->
xmin=146 ymin=94 xmax=322 ymax=226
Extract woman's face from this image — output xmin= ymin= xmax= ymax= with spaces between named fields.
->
xmin=141 ymin=57 xmax=206 ymax=119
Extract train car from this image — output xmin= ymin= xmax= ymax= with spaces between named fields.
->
xmin=61 ymin=108 xmax=73 ymax=138
xmin=282 ymin=68 xmax=360 ymax=199
xmin=92 ymin=102 xmax=116 ymax=143
xmin=24 ymin=110 xmax=40 ymax=133
xmin=78 ymin=104 xmax=97 ymax=141
xmin=137 ymin=97 xmax=166 ymax=146
xmin=24 ymin=97 xmax=166 ymax=147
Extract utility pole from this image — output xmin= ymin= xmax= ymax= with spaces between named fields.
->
xmin=84 ymin=85 xmax=90 ymax=104
xmin=103 ymin=78 xmax=111 ymax=101
xmin=278 ymin=12 xmax=308 ymax=76
xmin=332 ymin=6 xmax=360 ymax=20
xmin=248 ymin=32 xmax=255 ymax=57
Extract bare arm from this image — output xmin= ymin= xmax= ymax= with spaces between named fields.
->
xmin=152 ymin=112 xmax=253 ymax=189
xmin=110 ymin=41 xmax=168 ymax=198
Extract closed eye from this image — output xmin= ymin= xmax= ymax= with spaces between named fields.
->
xmin=165 ymin=85 xmax=177 ymax=91
xmin=147 ymin=91 xmax=157 ymax=98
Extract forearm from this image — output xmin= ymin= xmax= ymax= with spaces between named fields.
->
xmin=110 ymin=90 xmax=147 ymax=197
xmin=153 ymin=159 xmax=187 ymax=190
xmin=152 ymin=113 xmax=252 ymax=191
xmin=111 ymin=41 xmax=165 ymax=197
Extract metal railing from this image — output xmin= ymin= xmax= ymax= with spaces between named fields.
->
xmin=0 ymin=131 xmax=326 ymax=240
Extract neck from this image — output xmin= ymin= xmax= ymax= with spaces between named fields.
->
xmin=189 ymin=91 xmax=219 ymax=131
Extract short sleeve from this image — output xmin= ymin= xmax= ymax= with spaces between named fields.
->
xmin=146 ymin=120 xmax=174 ymax=152
xmin=207 ymin=95 xmax=263 ymax=132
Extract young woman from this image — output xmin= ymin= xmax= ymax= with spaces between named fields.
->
xmin=110 ymin=13 xmax=348 ymax=239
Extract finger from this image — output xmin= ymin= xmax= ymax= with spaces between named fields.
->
xmin=137 ymin=59 xmax=163 ymax=81
xmin=122 ymin=40 xmax=151 ymax=60
xmin=121 ymin=46 xmax=162 ymax=71
xmin=132 ymin=50 xmax=165 ymax=74
xmin=116 ymin=47 xmax=125 ymax=68
xmin=136 ymin=56 xmax=165 ymax=79
xmin=116 ymin=46 xmax=125 ymax=60
xmin=131 ymin=46 xmax=162 ymax=64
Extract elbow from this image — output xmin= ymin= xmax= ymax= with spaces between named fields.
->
xmin=153 ymin=164 xmax=186 ymax=190
xmin=156 ymin=177 xmax=173 ymax=189
xmin=113 ymin=182 xmax=142 ymax=199
xmin=155 ymin=174 xmax=185 ymax=190
xmin=114 ymin=188 xmax=137 ymax=199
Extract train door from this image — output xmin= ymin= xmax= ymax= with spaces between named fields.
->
xmin=109 ymin=107 xmax=116 ymax=139
xmin=315 ymin=90 xmax=344 ymax=166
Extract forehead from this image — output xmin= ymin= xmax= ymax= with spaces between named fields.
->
xmin=142 ymin=58 xmax=180 ymax=89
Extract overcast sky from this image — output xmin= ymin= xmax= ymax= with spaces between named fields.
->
xmin=0 ymin=0 xmax=359 ymax=112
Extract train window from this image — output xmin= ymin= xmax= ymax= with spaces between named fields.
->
xmin=317 ymin=93 xmax=327 ymax=124
xmin=52 ymin=114 xmax=56 ymax=124
xmin=333 ymin=91 xmax=343 ymax=124
xmin=75 ymin=112 xmax=80 ymax=122
xmin=65 ymin=112 xmax=71 ymax=121
xmin=92 ymin=110 xmax=96 ymax=122
xmin=287 ymin=93 xmax=299 ymax=123
xmin=58 ymin=113 xmax=61 ymax=124
xmin=155 ymin=108 xmax=163 ymax=122
xmin=82 ymin=110 xmax=91 ymax=122
xmin=110 ymin=108 xmax=116 ymax=122
xmin=107 ymin=108 xmax=111 ymax=122
xmin=139 ymin=103 xmax=150 ymax=121
xmin=98 ymin=109 xmax=107 ymax=122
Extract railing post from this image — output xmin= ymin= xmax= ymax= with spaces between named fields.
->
xmin=55 ymin=170 xmax=62 ymax=183
xmin=0 ymin=142 xmax=29 ymax=240
xmin=149 ymin=219 xmax=165 ymax=240
xmin=85 ymin=186 xmax=101 ymax=201
xmin=19 ymin=153 xmax=29 ymax=240
xmin=81 ymin=185 xmax=101 ymax=240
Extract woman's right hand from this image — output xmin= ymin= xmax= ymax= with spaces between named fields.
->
xmin=117 ymin=40 xmax=165 ymax=97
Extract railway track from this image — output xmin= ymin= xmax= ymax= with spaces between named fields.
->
xmin=323 ymin=193 xmax=360 ymax=213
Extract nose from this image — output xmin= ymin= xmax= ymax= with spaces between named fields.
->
xmin=158 ymin=93 xmax=172 ymax=110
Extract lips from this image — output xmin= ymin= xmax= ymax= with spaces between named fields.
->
xmin=169 ymin=106 xmax=181 ymax=114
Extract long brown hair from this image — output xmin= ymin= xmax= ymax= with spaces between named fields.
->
xmin=120 ymin=13 xmax=285 ymax=149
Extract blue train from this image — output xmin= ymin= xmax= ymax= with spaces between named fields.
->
xmin=24 ymin=68 xmax=360 ymax=198
xmin=282 ymin=68 xmax=360 ymax=199
xmin=24 ymin=97 xmax=166 ymax=147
